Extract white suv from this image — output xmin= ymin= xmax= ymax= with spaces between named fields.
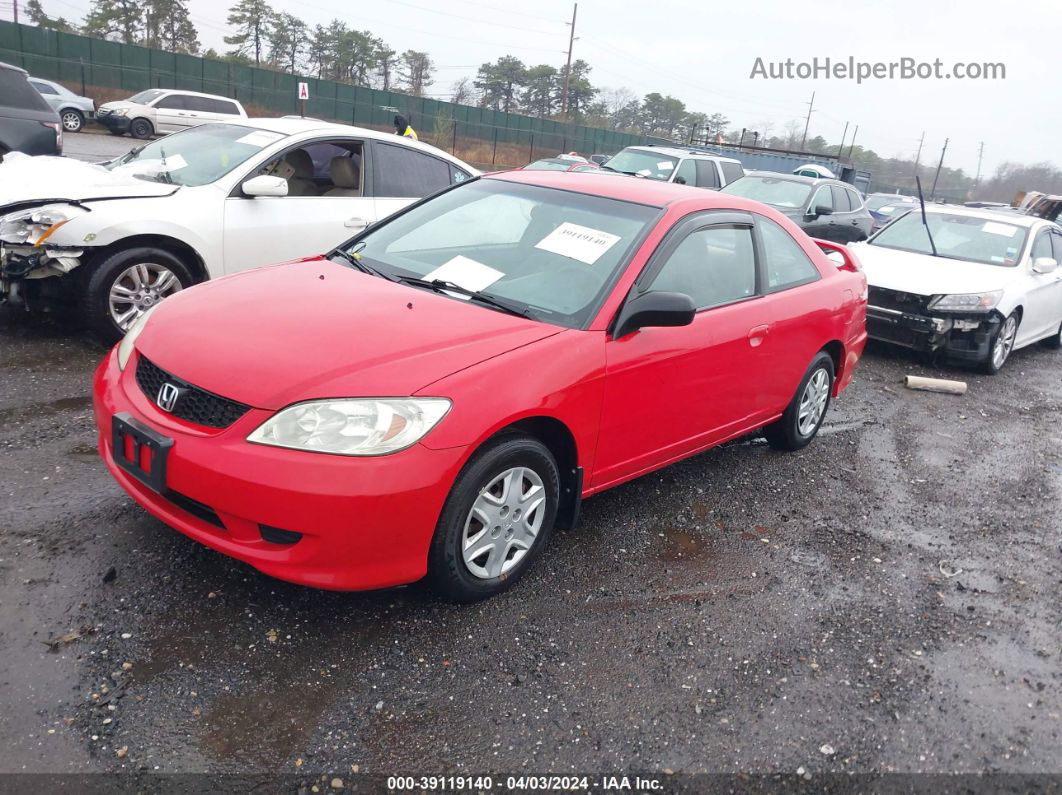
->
xmin=96 ymin=89 xmax=247 ymax=139
xmin=602 ymin=145 xmax=745 ymax=189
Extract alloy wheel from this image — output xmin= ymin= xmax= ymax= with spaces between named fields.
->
xmin=108 ymin=262 xmax=182 ymax=331
xmin=992 ymin=315 xmax=1017 ymax=370
xmin=461 ymin=466 xmax=546 ymax=579
xmin=797 ymin=367 xmax=830 ymax=437
xmin=61 ymin=111 xmax=82 ymax=132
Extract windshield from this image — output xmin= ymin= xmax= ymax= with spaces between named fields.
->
xmin=721 ymin=176 xmax=812 ymax=209
xmin=105 ymin=123 xmax=285 ymax=187
xmin=601 ymin=149 xmax=678 ymax=180
xmin=867 ymin=195 xmax=914 ymax=211
xmin=339 ymin=179 xmax=658 ymax=328
xmin=126 ymin=89 xmax=166 ymax=105
xmin=870 ymin=212 xmax=1028 ymax=266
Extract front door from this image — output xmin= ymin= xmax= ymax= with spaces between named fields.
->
xmin=150 ymin=94 xmax=190 ymax=133
xmin=1021 ymin=228 xmax=1062 ymax=343
xmin=593 ymin=212 xmax=773 ymax=490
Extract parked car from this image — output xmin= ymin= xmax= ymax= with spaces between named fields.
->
xmin=27 ymin=76 xmax=95 ymax=133
xmin=523 ymin=157 xmax=599 ymax=172
xmin=93 ymin=170 xmax=867 ymax=601
xmin=721 ymin=171 xmax=873 ymax=244
xmin=0 ymin=61 xmax=62 ymax=160
xmin=865 ymin=192 xmax=917 ymax=231
xmin=601 ymin=145 xmax=745 ymax=189
xmin=95 ymin=89 xmax=247 ymax=139
xmin=850 ymin=207 xmax=1062 ymax=373
xmin=588 ymin=154 xmax=611 ymax=166
xmin=0 ymin=118 xmax=477 ymax=341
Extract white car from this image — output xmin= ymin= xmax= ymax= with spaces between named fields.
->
xmin=0 ymin=118 xmax=478 ymax=341
xmin=95 ymin=89 xmax=247 ymax=139
xmin=850 ymin=206 xmax=1062 ymax=373
xmin=600 ymin=145 xmax=745 ymax=189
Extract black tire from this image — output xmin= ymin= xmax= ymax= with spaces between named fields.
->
xmin=60 ymin=109 xmax=84 ymax=133
xmin=427 ymin=434 xmax=560 ymax=602
xmin=1042 ymin=320 xmax=1062 ymax=350
xmin=129 ymin=118 xmax=154 ymax=139
xmin=763 ymin=352 xmax=835 ymax=452
xmin=80 ymin=247 xmax=195 ymax=345
xmin=980 ymin=311 xmax=1019 ymax=375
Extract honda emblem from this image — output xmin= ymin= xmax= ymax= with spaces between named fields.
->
xmin=156 ymin=382 xmax=180 ymax=413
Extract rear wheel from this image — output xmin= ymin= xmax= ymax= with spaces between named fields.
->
xmin=129 ymin=118 xmax=154 ymax=139
xmin=980 ymin=312 xmax=1018 ymax=374
xmin=60 ymin=109 xmax=84 ymax=133
xmin=764 ymin=352 xmax=835 ymax=451
xmin=80 ymin=247 xmax=194 ymax=344
xmin=427 ymin=434 xmax=559 ymax=602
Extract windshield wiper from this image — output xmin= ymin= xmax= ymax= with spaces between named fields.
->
xmin=394 ymin=276 xmax=533 ymax=319
xmin=330 ymin=247 xmax=390 ymax=279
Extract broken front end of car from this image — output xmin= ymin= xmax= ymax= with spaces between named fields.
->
xmin=0 ymin=204 xmax=88 ymax=310
xmin=867 ymin=286 xmax=1002 ymax=361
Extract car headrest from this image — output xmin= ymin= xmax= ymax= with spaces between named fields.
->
xmin=285 ymin=149 xmax=314 ymax=179
xmin=329 ymin=156 xmax=360 ymax=189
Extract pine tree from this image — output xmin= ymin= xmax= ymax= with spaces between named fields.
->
xmin=268 ymin=13 xmax=308 ymax=73
xmin=397 ymin=50 xmax=433 ymax=97
xmin=223 ymin=0 xmax=274 ymax=66
xmin=83 ymin=0 xmax=143 ymax=43
xmin=145 ymin=0 xmax=199 ymax=53
xmin=25 ymin=0 xmax=74 ymax=32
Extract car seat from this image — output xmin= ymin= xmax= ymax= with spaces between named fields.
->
xmin=324 ymin=156 xmax=361 ymax=196
xmin=284 ymin=149 xmax=318 ymax=196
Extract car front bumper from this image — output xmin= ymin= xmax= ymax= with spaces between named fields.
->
xmin=94 ymin=112 xmax=130 ymax=133
xmin=93 ymin=348 xmax=470 ymax=591
xmin=866 ymin=304 xmax=998 ymax=362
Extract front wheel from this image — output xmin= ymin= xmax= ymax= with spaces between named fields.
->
xmin=427 ymin=435 xmax=560 ymax=602
xmin=980 ymin=312 xmax=1018 ymax=374
xmin=764 ymin=352 xmax=835 ymax=452
xmin=60 ymin=109 xmax=84 ymax=133
xmin=129 ymin=118 xmax=154 ymax=139
xmin=80 ymin=247 xmax=194 ymax=344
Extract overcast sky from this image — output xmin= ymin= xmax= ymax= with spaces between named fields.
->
xmin=10 ymin=0 xmax=1060 ymax=176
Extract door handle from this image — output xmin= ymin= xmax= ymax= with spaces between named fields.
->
xmin=344 ymin=217 xmax=368 ymax=228
xmin=748 ymin=324 xmax=770 ymax=347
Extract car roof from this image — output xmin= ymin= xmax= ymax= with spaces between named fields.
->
xmin=742 ymin=170 xmax=848 ymax=187
xmin=150 ymin=88 xmax=246 ymax=103
xmin=624 ymin=145 xmax=742 ymax=164
xmin=0 ymin=60 xmax=28 ymax=76
xmin=485 ymin=169 xmax=773 ymax=212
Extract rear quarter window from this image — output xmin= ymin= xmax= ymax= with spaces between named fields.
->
xmin=721 ymin=161 xmax=745 ymax=185
xmin=0 ymin=69 xmax=53 ymax=112
xmin=694 ymin=160 xmax=720 ymax=189
xmin=373 ymin=142 xmax=452 ymax=198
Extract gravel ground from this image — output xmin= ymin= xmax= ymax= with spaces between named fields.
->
xmin=0 ymin=306 xmax=1059 ymax=786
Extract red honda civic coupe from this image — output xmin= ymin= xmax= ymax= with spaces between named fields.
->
xmin=93 ymin=170 xmax=867 ymax=601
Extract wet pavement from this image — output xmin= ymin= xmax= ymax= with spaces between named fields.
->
xmin=1 ymin=306 xmax=1060 ymax=781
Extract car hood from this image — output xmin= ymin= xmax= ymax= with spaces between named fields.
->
xmin=850 ymin=242 xmax=1017 ymax=296
xmin=0 ymin=154 xmax=178 ymax=211
xmin=136 ymin=259 xmax=563 ymax=410
xmin=98 ymin=100 xmax=144 ymax=112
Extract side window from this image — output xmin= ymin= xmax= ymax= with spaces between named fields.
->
xmin=211 ymin=99 xmax=240 ymax=115
xmin=674 ymin=159 xmax=697 ymax=186
xmin=721 ymin=161 xmax=745 ymax=185
xmin=1032 ymin=231 xmax=1053 ymax=260
xmin=759 ymin=216 xmax=821 ymax=291
xmin=1051 ymin=230 xmax=1062 ymax=261
xmin=154 ymin=94 xmax=187 ymax=110
xmin=810 ymin=186 xmax=833 ymax=212
xmin=846 ymin=188 xmax=863 ymax=210
xmin=31 ymin=81 xmax=58 ymax=95
xmin=830 ymin=186 xmax=852 ymax=212
xmin=373 ymin=142 xmax=451 ymax=198
xmin=184 ymin=96 xmax=213 ymax=113
xmin=694 ymin=160 xmax=721 ymax=189
xmin=648 ymin=225 xmax=756 ymax=310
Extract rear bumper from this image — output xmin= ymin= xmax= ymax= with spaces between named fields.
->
xmin=93 ymin=349 xmax=471 ymax=591
xmin=867 ymin=305 xmax=996 ymax=362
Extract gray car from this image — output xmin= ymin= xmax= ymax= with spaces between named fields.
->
xmin=0 ymin=61 xmax=62 ymax=160
xmin=27 ymin=76 xmax=94 ymax=133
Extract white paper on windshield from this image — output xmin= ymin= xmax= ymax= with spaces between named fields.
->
xmin=424 ymin=256 xmax=504 ymax=296
xmin=657 ymin=161 xmax=674 ymax=170
xmin=982 ymin=221 xmax=1017 ymax=237
xmin=236 ymin=130 xmax=285 ymax=148
xmin=159 ymin=153 xmax=187 ymax=171
xmin=535 ymin=222 xmax=621 ymax=265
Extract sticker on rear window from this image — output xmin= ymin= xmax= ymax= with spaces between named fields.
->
xmin=535 ymin=222 xmax=622 ymax=265
xmin=424 ymin=256 xmax=503 ymax=295
xmin=981 ymin=221 xmax=1018 ymax=237
xmin=236 ymin=130 xmax=285 ymax=147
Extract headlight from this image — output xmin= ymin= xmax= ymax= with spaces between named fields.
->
xmin=116 ymin=305 xmax=157 ymax=371
xmin=247 ymin=398 xmax=451 ymax=456
xmin=113 ymin=108 xmax=129 ymax=117
xmin=928 ymin=291 xmax=1003 ymax=313
xmin=0 ymin=204 xmax=86 ymax=246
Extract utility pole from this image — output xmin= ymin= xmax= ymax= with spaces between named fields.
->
xmin=846 ymin=125 xmax=859 ymax=161
xmin=12 ymin=0 xmax=18 ymax=24
xmin=560 ymin=3 xmax=578 ymax=120
xmin=837 ymin=121 xmax=849 ymax=159
xmin=912 ymin=131 xmax=925 ymax=181
xmin=799 ymin=91 xmax=815 ymax=150
xmin=974 ymin=141 xmax=985 ymax=187
xmin=930 ymin=138 xmax=949 ymax=200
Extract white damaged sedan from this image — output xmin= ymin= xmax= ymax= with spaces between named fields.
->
xmin=850 ymin=206 xmax=1062 ymax=373
xmin=0 ymin=118 xmax=476 ymax=341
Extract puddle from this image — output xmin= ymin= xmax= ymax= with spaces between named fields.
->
xmin=657 ymin=526 xmax=715 ymax=562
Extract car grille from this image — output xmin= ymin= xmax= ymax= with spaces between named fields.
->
xmin=868 ymin=286 xmax=932 ymax=315
xmin=135 ymin=356 xmax=251 ymax=429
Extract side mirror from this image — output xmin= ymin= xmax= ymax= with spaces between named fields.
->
xmin=674 ymin=176 xmax=687 ymax=185
xmin=807 ymin=204 xmax=833 ymax=218
xmin=613 ymin=291 xmax=696 ymax=339
xmin=1033 ymin=256 xmax=1058 ymax=274
xmin=242 ymin=174 xmax=288 ymax=197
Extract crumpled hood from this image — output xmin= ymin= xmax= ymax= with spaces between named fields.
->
xmin=0 ymin=154 xmax=177 ymax=211
xmin=850 ymin=242 xmax=1017 ymax=296
xmin=136 ymin=259 xmax=563 ymax=409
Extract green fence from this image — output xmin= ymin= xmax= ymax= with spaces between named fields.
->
xmin=0 ymin=21 xmax=669 ymax=167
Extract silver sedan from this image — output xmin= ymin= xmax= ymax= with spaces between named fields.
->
xmin=27 ymin=77 xmax=95 ymax=133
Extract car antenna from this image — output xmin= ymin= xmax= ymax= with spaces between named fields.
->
xmin=915 ymin=175 xmax=938 ymax=257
